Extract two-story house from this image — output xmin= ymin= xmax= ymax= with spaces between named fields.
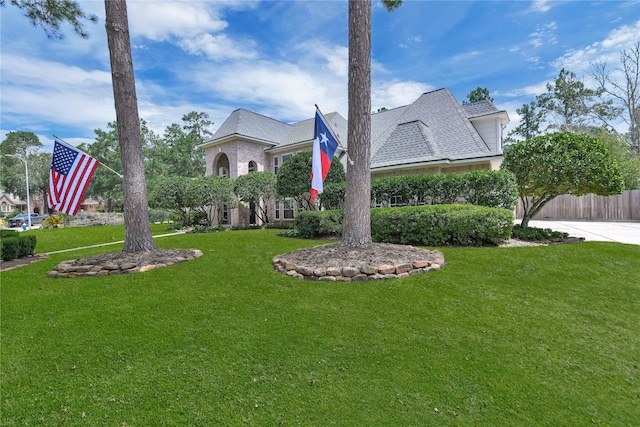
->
xmin=200 ymin=88 xmax=509 ymax=226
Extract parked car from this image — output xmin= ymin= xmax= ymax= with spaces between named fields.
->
xmin=7 ymin=213 xmax=47 ymax=227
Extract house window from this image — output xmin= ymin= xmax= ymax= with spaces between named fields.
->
xmin=274 ymin=157 xmax=279 ymax=174
xmin=283 ymin=198 xmax=294 ymax=219
xmin=275 ymin=200 xmax=280 ymax=220
xmin=1 ymin=202 xmax=10 ymax=213
xmin=390 ymin=196 xmax=405 ymax=207
xmin=222 ymin=204 xmax=229 ymax=224
xmin=282 ymin=153 xmax=293 ymax=164
xmin=248 ymin=161 xmax=257 ymax=173
xmin=216 ymin=153 xmax=230 ymax=178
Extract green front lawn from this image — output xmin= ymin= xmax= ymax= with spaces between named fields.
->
xmin=1 ymin=227 xmax=639 ymax=426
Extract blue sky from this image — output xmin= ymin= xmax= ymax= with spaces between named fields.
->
xmin=1 ymin=0 xmax=639 ymax=151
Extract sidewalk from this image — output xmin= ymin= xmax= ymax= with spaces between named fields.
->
xmin=523 ymin=220 xmax=640 ymax=246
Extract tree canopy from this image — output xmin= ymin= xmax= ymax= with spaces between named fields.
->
xmin=234 ymin=171 xmax=277 ymax=224
xmin=463 ymin=86 xmax=494 ymax=104
xmin=1 ymin=0 xmax=98 ymax=39
xmin=501 ymin=132 xmax=624 ymax=228
xmin=275 ymin=151 xmax=345 ymax=211
xmin=0 ymin=132 xmax=49 ymax=211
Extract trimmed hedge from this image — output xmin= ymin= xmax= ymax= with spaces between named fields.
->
xmin=320 ymin=170 xmax=518 ymax=210
xmin=294 ymin=205 xmax=514 ymax=246
xmin=0 ymin=235 xmax=37 ymax=261
xmin=511 ymin=224 xmax=569 ymax=241
xmin=371 ymin=205 xmax=514 ymax=247
xmin=0 ymin=230 xmax=20 ymax=239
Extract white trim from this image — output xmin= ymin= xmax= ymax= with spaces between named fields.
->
xmin=371 ymin=156 xmax=503 ymax=173
xmin=199 ymin=134 xmax=277 ymax=150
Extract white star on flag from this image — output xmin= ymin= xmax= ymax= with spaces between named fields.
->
xmin=320 ymin=132 xmax=329 ymax=148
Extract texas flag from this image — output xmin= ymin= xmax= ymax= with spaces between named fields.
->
xmin=311 ymin=110 xmax=340 ymax=202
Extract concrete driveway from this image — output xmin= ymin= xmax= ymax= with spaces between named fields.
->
xmin=522 ymin=220 xmax=640 ymax=245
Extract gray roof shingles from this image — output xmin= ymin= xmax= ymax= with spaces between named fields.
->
xmin=203 ymin=88 xmax=502 ymax=168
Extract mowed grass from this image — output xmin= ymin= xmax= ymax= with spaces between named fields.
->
xmin=27 ymin=223 xmax=173 ymax=254
xmin=1 ymin=227 xmax=639 ymax=426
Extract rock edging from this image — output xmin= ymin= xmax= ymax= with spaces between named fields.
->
xmin=272 ymin=251 xmax=445 ymax=282
xmin=47 ymin=249 xmax=203 ymax=279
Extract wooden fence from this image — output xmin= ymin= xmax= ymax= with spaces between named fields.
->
xmin=516 ymin=190 xmax=640 ymax=221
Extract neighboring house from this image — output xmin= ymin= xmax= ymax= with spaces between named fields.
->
xmin=0 ymin=191 xmax=26 ymax=215
xmin=78 ymin=198 xmax=105 ymax=214
xmin=200 ymin=88 xmax=509 ymax=226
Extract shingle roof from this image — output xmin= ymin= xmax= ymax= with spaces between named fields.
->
xmin=204 ymin=109 xmax=348 ymax=150
xmin=203 ymin=88 xmax=504 ymax=168
xmin=370 ymin=88 xmax=492 ymax=168
xmin=274 ymin=112 xmax=346 ymax=150
xmin=461 ymin=100 xmax=500 ymax=118
xmin=208 ymin=108 xmax=291 ymax=145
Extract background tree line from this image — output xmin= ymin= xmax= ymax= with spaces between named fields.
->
xmin=467 ymin=42 xmax=640 ymax=190
xmin=0 ymin=111 xmax=211 ymax=215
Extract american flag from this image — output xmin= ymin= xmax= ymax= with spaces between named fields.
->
xmin=48 ymin=140 xmax=99 ymax=215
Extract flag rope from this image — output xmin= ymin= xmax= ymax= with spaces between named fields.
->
xmin=314 ymin=104 xmax=354 ymax=165
xmin=52 ymin=135 xmax=123 ymax=178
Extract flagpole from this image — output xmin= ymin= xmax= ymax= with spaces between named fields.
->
xmin=52 ymin=135 xmax=123 ymax=179
xmin=314 ymin=104 xmax=354 ymax=165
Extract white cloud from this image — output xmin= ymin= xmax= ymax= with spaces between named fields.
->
xmin=528 ymin=21 xmax=557 ymax=48
xmin=552 ymin=19 xmax=640 ymax=74
xmin=497 ymin=81 xmax=548 ymax=98
xmin=190 ymin=59 xmax=347 ymax=121
xmin=450 ymin=50 xmax=483 ymax=63
xmin=126 ymin=1 xmax=262 ymax=62
xmin=178 ymin=33 xmax=258 ymax=61
xmin=372 ymin=81 xmax=433 ymax=110
xmin=530 ymin=0 xmax=551 ymax=13
xmin=0 ymin=54 xmax=115 ymax=132
xmin=127 ymin=2 xmax=229 ymax=41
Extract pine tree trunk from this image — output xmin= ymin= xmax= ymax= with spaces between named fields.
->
xmin=341 ymin=0 xmax=372 ymax=248
xmin=105 ymin=0 xmax=155 ymax=253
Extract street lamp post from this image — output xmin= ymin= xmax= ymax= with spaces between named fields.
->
xmin=3 ymin=154 xmax=32 ymax=229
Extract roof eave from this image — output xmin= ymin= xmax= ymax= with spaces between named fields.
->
xmin=372 ymin=154 xmax=503 ymax=172
xmin=468 ymin=110 xmax=510 ymax=125
xmin=265 ymin=140 xmax=313 ymax=153
xmin=199 ymin=134 xmax=278 ymax=149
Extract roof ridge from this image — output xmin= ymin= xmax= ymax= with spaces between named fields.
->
xmin=443 ymin=89 xmax=491 ymax=151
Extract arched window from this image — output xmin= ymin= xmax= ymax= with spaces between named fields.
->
xmin=215 ymin=153 xmax=230 ymax=178
xmin=248 ymin=161 xmax=257 ymax=173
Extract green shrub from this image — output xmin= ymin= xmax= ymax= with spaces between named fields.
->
xmin=41 ymin=215 xmax=64 ymax=228
xmin=264 ymin=222 xmax=295 ymax=230
xmin=294 ymin=210 xmax=343 ymax=239
xmin=148 ymin=209 xmax=172 ymax=224
xmin=0 ymin=229 xmax=20 ymax=239
xmin=511 ymin=224 xmax=569 ymax=241
xmin=277 ymin=228 xmax=300 ymax=238
xmin=319 ymin=183 xmax=346 ymax=210
xmin=230 ymin=225 xmax=263 ymax=231
xmin=0 ymin=235 xmax=37 ymax=261
xmin=294 ymin=205 xmax=513 ymax=246
xmin=319 ymin=170 xmax=518 ymax=210
xmin=371 ymin=205 xmax=513 ymax=247
xmin=464 ymin=170 xmax=518 ymax=209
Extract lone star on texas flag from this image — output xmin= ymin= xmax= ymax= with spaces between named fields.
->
xmin=320 ymin=131 xmax=329 ymax=149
